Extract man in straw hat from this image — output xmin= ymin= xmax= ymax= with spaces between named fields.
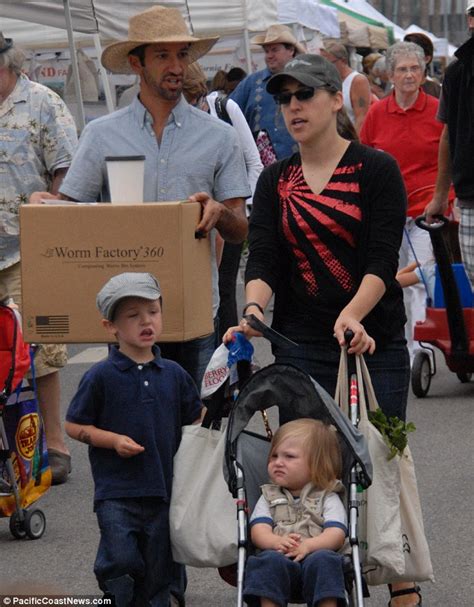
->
xmin=231 ymin=24 xmax=306 ymax=162
xmin=31 ymin=6 xmax=250 ymax=386
xmin=0 ymin=32 xmax=77 ymax=485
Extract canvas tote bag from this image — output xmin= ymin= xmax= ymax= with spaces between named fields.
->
xmin=335 ymin=349 xmax=405 ymax=578
xmin=169 ymin=423 xmax=237 ymax=567
xmin=337 ymin=351 xmax=434 ymax=584
xmin=353 ymin=355 xmax=434 ymax=584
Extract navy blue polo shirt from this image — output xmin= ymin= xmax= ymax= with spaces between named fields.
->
xmin=66 ymin=345 xmax=201 ymax=506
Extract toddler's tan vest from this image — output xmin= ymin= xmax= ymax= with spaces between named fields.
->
xmin=261 ymin=480 xmax=345 ymax=541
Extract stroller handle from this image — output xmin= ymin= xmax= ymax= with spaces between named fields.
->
xmin=344 ymin=330 xmax=355 ymax=346
xmin=415 ymin=214 xmax=448 ymax=232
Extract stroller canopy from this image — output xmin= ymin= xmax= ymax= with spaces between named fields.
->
xmin=226 ymin=363 xmax=372 ymax=489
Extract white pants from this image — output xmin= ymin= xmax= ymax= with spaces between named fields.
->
xmin=399 ymin=218 xmax=434 ymax=362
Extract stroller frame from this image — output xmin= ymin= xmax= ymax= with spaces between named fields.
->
xmin=0 ymin=304 xmax=46 ymax=540
xmin=224 ymin=359 xmax=372 ymax=607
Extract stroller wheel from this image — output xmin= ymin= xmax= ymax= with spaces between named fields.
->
xmin=24 ymin=508 xmax=46 ymax=540
xmin=9 ymin=510 xmax=27 ymax=539
xmin=456 ymin=372 xmax=472 ymax=384
xmin=411 ymin=350 xmax=432 ymax=398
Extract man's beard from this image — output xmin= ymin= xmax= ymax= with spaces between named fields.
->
xmin=143 ymin=68 xmax=182 ymax=101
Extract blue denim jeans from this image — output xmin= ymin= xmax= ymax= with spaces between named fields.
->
xmin=243 ymin=549 xmax=346 ymax=606
xmin=274 ymin=334 xmax=410 ymax=423
xmin=94 ymin=497 xmax=172 ymax=607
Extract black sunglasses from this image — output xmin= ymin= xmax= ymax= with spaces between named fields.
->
xmin=274 ymin=86 xmax=315 ymax=105
xmin=469 ymin=8 xmax=474 ymax=16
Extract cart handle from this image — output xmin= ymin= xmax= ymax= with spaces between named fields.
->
xmin=415 ymin=214 xmax=449 ymax=232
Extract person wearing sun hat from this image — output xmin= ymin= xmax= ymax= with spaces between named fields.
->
xmin=230 ymin=24 xmax=306 ymax=163
xmin=30 ymin=6 xmax=251 ymax=391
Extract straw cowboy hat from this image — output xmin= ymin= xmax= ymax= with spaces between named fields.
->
xmin=101 ymin=5 xmax=219 ymax=74
xmin=251 ymin=24 xmax=306 ymax=55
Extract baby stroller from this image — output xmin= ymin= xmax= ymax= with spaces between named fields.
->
xmin=223 ymin=325 xmax=373 ymax=606
xmin=0 ymin=303 xmax=47 ymax=540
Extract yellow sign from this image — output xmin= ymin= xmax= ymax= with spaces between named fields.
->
xmin=15 ymin=413 xmax=39 ymax=460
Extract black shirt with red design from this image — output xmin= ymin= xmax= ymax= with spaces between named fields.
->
xmin=245 ymin=142 xmax=407 ymax=346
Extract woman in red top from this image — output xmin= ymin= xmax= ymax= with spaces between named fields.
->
xmin=360 ymin=40 xmax=448 ymax=362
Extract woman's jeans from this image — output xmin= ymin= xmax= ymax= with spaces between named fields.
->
xmin=243 ymin=549 xmax=346 ymax=606
xmin=94 ymin=497 xmax=171 ymax=607
xmin=274 ymin=335 xmax=410 ymax=422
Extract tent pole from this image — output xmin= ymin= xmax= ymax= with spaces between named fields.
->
xmin=242 ymin=0 xmax=253 ymax=73
xmin=93 ymin=34 xmax=115 ymax=113
xmin=63 ymin=0 xmax=86 ymax=131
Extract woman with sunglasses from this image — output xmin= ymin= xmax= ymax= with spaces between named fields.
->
xmin=224 ymin=54 xmax=421 ymax=606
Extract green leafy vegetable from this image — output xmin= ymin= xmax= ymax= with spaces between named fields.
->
xmin=368 ymin=408 xmax=416 ymax=460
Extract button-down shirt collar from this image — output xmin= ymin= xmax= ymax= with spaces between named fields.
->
xmin=131 ymin=94 xmax=188 ymax=131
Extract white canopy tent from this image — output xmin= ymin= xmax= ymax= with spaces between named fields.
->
xmin=326 ymin=0 xmax=406 ymax=42
xmin=0 ymin=0 xmax=340 ymax=128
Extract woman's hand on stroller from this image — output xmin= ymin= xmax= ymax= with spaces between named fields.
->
xmin=334 ymin=314 xmax=376 ymax=355
xmin=222 ymin=314 xmax=264 ymax=344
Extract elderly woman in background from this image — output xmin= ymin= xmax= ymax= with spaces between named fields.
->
xmin=360 ymin=41 xmax=451 ymax=363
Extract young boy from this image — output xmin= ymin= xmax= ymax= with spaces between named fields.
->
xmin=65 ymin=272 xmax=202 ymax=606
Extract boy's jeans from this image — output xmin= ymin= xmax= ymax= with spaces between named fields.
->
xmin=94 ymin=497 xmax=171 ymax=607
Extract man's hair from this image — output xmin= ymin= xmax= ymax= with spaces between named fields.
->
xmin=226 ymin=67 xmax=247 ymax=82
xmin=128 ymin=44 xmax=148 ymax=67
xmin=372 ymin=56 xmax=387 ymax=77
xmin=269 ymin=418 xmax=342 ymax=490
xmin=386 ymin=41 xmax=426 ymax=75
xmin=0 ymin=43 xmax=26 ymax=76
xmin=182 ymin=62 xmax=208 ymax=103
xmin=283 ymin=43 xmax=298 ymax=58
xmin=324 ymin=42 xmax=349 ymax=64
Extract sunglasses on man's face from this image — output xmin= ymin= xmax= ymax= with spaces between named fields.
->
xmin=274 ymin=86 xmax=316 ymax=105
xmin=469 ymin=8 xmax=474 ymax=16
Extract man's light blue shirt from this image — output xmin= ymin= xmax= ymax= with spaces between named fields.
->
xmin=60 ymin=95 xmax=251 ymax=203
xmin=60 ymin=95 xmax=251 ymax=315
xmin=230 ymin=68 xmax=298 ymax=160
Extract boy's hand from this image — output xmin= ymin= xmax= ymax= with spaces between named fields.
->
xmin=274 ymin=533 xmax=301 ymax=554
xmin=113 ymin=435 xmax=145 ymax=458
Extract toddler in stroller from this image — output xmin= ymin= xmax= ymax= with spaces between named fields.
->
xmin=243 ymin=418 xmax=348 ymax=607
xmin=224 ymin=362 xmax=372 ymax=607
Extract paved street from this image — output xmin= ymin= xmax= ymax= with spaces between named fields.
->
xmin=0 ymin=290 xmax=473 ymax=605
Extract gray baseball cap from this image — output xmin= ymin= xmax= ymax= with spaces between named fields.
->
xmin=97 ymin=272 xmax=162 ymax=320
xmin=267 ymin=53 xmax=342 ymax=95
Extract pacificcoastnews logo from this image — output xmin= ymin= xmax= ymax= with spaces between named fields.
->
xmin=41 ymin=245 xmax=164 ymax=262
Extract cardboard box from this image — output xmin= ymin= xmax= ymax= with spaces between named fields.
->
xmin=20 ymin=202 xmax=213 ymax=343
